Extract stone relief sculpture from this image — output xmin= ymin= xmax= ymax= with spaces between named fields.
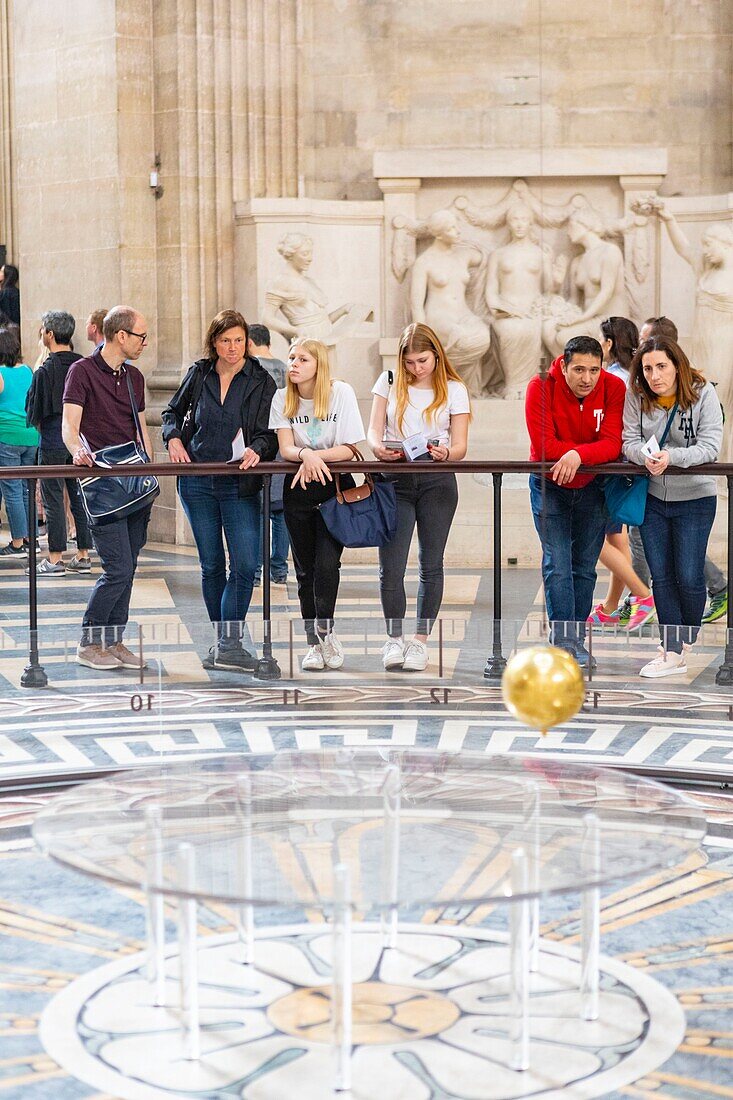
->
xmin=393 ymin=208 xmax=492 ymax=397
xmin=456 ymin=189 xmax=567 ymax=396
xmin=644 ymin=199 xmax=733 ymax=459
xmin=541 ymin=206 xmax=629 ymax=357
xmin=263 ymin=233 xmax=372 ymax=348
xmin=392 ymin=180 xmax=647 ymax=397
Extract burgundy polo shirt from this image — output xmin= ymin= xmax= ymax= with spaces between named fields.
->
xmin=63 ymin=350 xmax=146 ymax=452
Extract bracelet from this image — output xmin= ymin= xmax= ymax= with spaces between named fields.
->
xmin=298 ymin=447 xmax=310 ymax=461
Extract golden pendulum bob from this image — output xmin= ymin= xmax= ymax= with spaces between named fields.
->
xmin=501 ymin=645 xmax=585 ymax=736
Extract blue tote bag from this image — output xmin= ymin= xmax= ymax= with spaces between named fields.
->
xmin=603 ymin=403 xmax=677 ymax=526
xmin=318 ymin=445 xmax=398 ymax=548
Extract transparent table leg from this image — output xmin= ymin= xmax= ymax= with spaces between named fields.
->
xmin=524 ymin=782 xmax=540 ymax=973
xmin=580 ymin=812 xmax=600 ymax=1021
xmin=509 ymin=847 xmax=530 ymax=1072
xmin=333 ymin=862 xmax=352 ymax=1092
xmin=381 ymin=762 xmax=401 ymax=949
xmin=236 ymin=776 xmax=255 ymax=966
xmin=144 ymin=805 xmax=166 ymax=1006
xmin=177 ymin=842 xmax=200 ymax=1060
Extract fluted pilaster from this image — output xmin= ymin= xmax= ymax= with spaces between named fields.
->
xmin=0 ymin=0 xmax=14 ymax=257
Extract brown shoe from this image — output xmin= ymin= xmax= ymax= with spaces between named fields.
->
xmin=76 ymin=644 xmax=123 ymax=670
xmin=107 ymin=642 xmax=148 ymax=669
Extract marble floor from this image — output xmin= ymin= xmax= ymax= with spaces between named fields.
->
xmin=2 ymin=542 xmax=733 ymax=1097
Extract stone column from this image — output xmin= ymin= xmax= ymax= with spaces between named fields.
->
xmin=246 ymin=0 xmax=299 ymax=199
xmin=0 ymin=0 xmax=14 ymax=260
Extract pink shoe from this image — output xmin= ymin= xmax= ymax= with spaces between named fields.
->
xmin=587 ymin=602 xmax=620 ymax=626
xmin=625 ymin=594 xmax=656 ymax=631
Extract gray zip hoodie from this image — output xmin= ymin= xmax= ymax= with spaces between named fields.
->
xmin=622 ymin=382 xmax=723 ymax=501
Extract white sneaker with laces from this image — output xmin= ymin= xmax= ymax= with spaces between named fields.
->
xmin=382 ymin=638 xmax=405 ymax=670
xmin=639 ymin=646 xmax=688 ymax=678
xmin=302 ymin=644 xmax=325 ymax=671
xmin=402 ymin=640 xmax=428 ymax=672
xmin=321 ymin=631 xmax=344 ymax=669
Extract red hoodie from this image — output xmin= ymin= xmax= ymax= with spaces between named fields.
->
xmin=525 ymin=356 xmax=625 ymax=489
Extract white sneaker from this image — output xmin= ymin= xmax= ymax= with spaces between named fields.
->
xmin=402 ymin=640 xmax=428 ymax=672
xmin=639 ymin=646 xmax=688 ymax=678
xmin=302 ymin=644 xmax=325 ymax=671
xmin=321 ymin=631 xmax=344 ymax=670
xmin=382 ymin=639 xmax=405 ymax=669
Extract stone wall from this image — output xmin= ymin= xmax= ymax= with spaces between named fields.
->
xmin=303 ymin=0 xmax=733 ymax=200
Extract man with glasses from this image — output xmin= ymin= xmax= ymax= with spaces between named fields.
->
xmin=62 ymin=306 xmax=154 ymax=670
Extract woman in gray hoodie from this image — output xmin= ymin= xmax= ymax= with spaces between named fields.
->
xmin=623 ymin=335 xmax=723 ymax=678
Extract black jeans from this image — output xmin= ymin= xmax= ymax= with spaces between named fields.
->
xmin=81 ymin=506 xmax=151 ymax=647
xmin=283 ymin=477 xmax=351 ymax=645
xmin=39 ymin=447 xmax=92 ymax=553
xmin=378 ymin=470 xmax=459 ymax=638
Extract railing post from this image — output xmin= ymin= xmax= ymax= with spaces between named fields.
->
xmin=254 ymin=473 xmax=281 ymax=681
xmin=21 ymin=477 xmax=48 ymax=689
xmin=484 ymin=471 xmax=507 ymax=680
xmin=715 ymin=474 xmax=733 ymax=686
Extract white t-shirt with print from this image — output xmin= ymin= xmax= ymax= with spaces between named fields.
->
xmin=371 ymin=371 xmax=470 ymax=445
xmin=269 ymin=379 xmax=365 ymax=450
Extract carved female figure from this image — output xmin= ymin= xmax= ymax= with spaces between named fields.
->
xmin=484 ymin=200 xmax=559 ymax=395
xmin=263 ymin=233 xmax=370 ymax=348
xmin=408 ymin=209 xmax=491 ymax=398
xmin=544 ymin=207 xmax=629 ymax=357
xmin=653 ymin=203 xmax=733 ymax=458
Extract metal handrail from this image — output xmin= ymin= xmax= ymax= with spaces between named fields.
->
xmin=6 ymin=460 xmax=733 ymax=689
xmin=0 ymin=459 xmax=730 ymax=478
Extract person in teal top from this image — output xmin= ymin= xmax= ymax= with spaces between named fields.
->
xmin=0 ymin=326 xmax=39 ymax=555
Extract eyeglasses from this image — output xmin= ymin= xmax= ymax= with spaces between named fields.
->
xmin=122 ymin=329 xmax=148 ymax=343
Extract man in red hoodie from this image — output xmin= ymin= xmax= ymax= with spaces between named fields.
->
xmin=525 ymin=335 xmax=625 ymax=666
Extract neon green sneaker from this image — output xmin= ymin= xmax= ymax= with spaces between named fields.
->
xmin=703 ymin=589 xmax=728 ymax=624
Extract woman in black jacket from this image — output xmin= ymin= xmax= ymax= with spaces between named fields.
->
xmin=162 ymin=310 xmax=277 ymax=671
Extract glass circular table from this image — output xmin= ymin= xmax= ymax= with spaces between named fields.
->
xmin=33 ymin=750 xmax=706 ymax=1091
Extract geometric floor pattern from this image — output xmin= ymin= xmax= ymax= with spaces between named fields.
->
xmin=2 ymin=794 xmax=733 ymax=1098
xmin=0 ymin=542 xmax=731 ymax=787
xmin=3 ymin=542 xmax=733 ymax=1095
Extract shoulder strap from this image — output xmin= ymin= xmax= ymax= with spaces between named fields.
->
xmin=124 ymin=368 xmax=145 ymax=446
xmin=659 ymin=402 xmax=678 ymax=449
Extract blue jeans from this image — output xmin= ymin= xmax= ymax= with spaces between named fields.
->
xmin=640 ymin=493 xmax=716 ymax=652
xmin=255 ymin=505 xmax=290 ymax=581
xmin=529 ymin=474 xmax=607 ymax=649
xmin=0 ymin=442 xmax=38 ymax=541
xmin=179 ymin=476 xmax=260 ymax=647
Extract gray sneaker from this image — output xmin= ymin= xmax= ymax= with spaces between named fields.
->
xmin=25 ymin=558 xmax=65 ymax=577
xmin=66 ymin=555 xmax=92 ymax=573
xmin=76 ymin=644 xmax=123 ymax=670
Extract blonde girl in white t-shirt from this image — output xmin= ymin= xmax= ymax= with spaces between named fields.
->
xmin=269 ymin=339 xmax=365 ymax=671
xmin=367 ymin=322 xmax=471 ymax=671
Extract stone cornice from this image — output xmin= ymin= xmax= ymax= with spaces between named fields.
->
xmin=374 ymin=147 xmax=668 ymax=181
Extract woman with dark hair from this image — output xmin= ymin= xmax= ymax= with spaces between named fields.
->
xmin=162 ymin=310 xmax=277 ymax=671
xmin=0 ymin=265 xmax=20 ymax=327
xmin=368 ymin=322 xmax=471 ymax=671
xmin=623 ymin=335 xmax=723 ymax=677
xmin=0 ymin=326 xmax=38 ymax=556
xmin=589 ymin=316 xmax=656 ymax=630
xmin=600 ymin=315 xmax=637 ymax=385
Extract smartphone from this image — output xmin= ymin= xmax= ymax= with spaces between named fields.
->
xmin=427 ymin=438 xmax=441 ymax=448
xmin=384 ymin=441 xmax=404 ymax=452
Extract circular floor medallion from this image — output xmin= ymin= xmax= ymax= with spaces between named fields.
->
xmin=40 ymin=923 xmax=686 ymax=1100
